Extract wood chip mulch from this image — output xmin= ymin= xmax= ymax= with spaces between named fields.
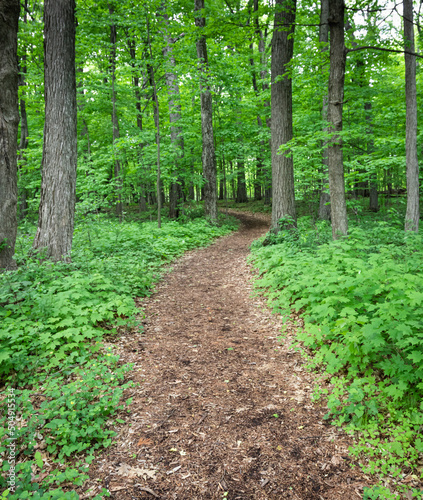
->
xmin=85 ymin=211 xmax=376 ymax=499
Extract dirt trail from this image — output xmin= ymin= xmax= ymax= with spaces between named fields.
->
xmin=89 ymin=212 xmax=372 ymax=499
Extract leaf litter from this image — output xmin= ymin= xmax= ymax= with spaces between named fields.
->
xmin=83 ymin=211 xmax=376 ymax=499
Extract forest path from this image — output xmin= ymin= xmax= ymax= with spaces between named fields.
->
xmin=90 ymin=212 xmax=372 ymax=500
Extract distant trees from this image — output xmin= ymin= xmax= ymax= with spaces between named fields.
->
xmin=0 ymin=0 xmax=420 ymax=267
xmin=33 ymin=0 xmax=77 ymax=260
xmin=163 ymin=12 xmax=184 ymax=219
xmin=108 ymin=2 xmax=123 ymax=221
xmin=0 ymin=0 xmax=20 ymax=270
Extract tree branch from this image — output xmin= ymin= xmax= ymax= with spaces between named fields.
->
xmin=347 ymin=45 xmax=423 ymax=58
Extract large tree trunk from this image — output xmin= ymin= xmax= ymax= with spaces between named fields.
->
xmin=0 ymin=0 xmax=20 ymax=270
xmin=327 ymin=0 xmax=347 ymax=239
xmin=270 ymin=0 xmax=297 ymax=231
xmin=318 ymin=0 xmax=331 ymax=221
xmin=108 ymin=3 xmax=122 ymax=221
xmin=404 ymin=0 xmax=419 ymax=231
xmin=33 ymin=0 xmax=77 ymax=261
xmin=195 ymin=0 xmax=217 ymax=222
xmin=163 ymin=12 xmax=184 ymax=219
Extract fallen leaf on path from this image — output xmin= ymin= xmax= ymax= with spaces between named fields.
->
xmin=137 ymin=437 xmax=153 ymax=447
xmin=117 ymin=463 xmax=157 ymax=480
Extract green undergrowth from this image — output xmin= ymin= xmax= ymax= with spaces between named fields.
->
xmin=0 ymin=213 xmax=238 ymax=499
xmin=251 ymin=214 xmax=423 ymax=499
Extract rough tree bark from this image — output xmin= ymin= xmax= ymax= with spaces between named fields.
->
xmin=270 ymin=0 xmax=297 ymax=231
xmin=327 ymin=0 xmax=347 ymax=238
xmin=195 ymin=0 xmax=218 ymax=222
xmin=0 ymin=0 xmax=20 ymax=270
xmin=404 ymin=0 xmax=419 ymax=231
xmin=318 ymin=0 xmax=331 ymax=220
xmin=33 ymin=0 xmax=77 ymax=261
xmin=108 ymin=3 xmax=122 ymax=220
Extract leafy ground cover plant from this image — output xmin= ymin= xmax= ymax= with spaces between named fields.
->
xmin=0 ymin=213 xmax=237 ymax=499
xmin=251 ymin=213 xmax=423 ymax=498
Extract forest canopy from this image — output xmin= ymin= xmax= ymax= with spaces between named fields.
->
xmin=0 ymin=0 xmax=421 ymax=269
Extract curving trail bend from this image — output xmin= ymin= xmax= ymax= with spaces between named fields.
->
xmin=88 ymin=212 xmax=372 ymax=500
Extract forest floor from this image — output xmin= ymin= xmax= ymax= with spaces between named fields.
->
xmin=86 ymin=211 xmax=374 ymax=500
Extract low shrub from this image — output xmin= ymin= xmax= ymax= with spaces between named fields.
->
xmin=251 ymin=217 xmax=423 ymax=496
xmin=0 ymin=214 xmax=237 ymax=498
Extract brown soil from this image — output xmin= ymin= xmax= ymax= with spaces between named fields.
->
xmin=87 ymin=211 xmax=374 ymax=500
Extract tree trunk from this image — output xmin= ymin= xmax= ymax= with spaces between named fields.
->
xmin=236 ymin=163 xmax=248 ymax=203
xmin=254 ymin=158 xmax=263 ymax=201
xmin=76 ymin=66 xmax=91 ymax=161
xmin=33 ymin=0 xmax=77 ymax=261
xmin=146 ymin=13 xmax=161 ymax=228
xmin=0 ymin=0 xmax=20 ymax=270
xmin=108 ymin=3 xmax=122 ymax=221
xmin=369 ymin=181 xmax=378 ymax=211
xmin=18 ymin=84 xmax=29 ymax=220
xmin=219 ymin=176 xmax=224 ymax=200
xmin=264 ymin=187 xmax=271 ymax=205
xmin=270 ymin=0 xmax=297 ymax=231
xmin=127 ymin=38 xmax=148 ymax=212
xmin=188 ymin=162 xmax=195 ymax=200
xmin=163 ymin=12 xmax=184 ymax=219
xmin=256 ymin=0 xmax=272 ymax=201
xmin=365 ymin=101 xmax=378 ymax=212
xmin=327 ymin=0 xmax=347 ymax=239
xmin=18 ymin=1 xmax=29 ymax=221
xmin=195 ymin=0 xmax=217 ymax=222
xmin=250 ymin=0 xmax=264 ymax=202
xmin=404 ymin=0 xmax=419 ymax=231
xmin=318 ymin=0 xmax=331 ymax=221
xmin=346 ymin=20 xmax=375 ymax=205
